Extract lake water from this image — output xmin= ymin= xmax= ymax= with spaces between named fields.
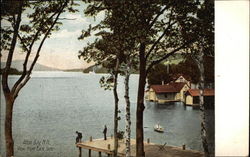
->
xmin=0 ymin=72 xmax=214 ymax=157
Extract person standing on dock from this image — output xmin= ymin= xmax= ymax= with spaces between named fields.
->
xmin=103 ymin=125 xmax=107 ymax=140
xmin=75 ymin=131 xmax=82 ymax=144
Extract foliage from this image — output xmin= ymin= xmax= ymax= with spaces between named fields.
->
xmin=183 ymin=1 xmax=214 ymax=156
xmin=79 ymin=0 xmax=200 ymax=71
xmin=1 ymin=0 xmax=78 ymax=52
xmin=1 ymin=0 xmax=78 ymax=98
xmin=1 ymin=1 xmax=77 ymax=156
xmin=117 ymin=131 xmax=124 ymax=140
xmin=185 ymin=0 xmax=214 ymax=57
xmin=78 ymin=2 xmax=142 ymax=156
xmin=147 ymin=63 xmax=171 ymax=85
xmin=78 ymin=1 xmax=214 ymax=156
xmin=147 ymin=55 xmax=214 ymax=85
xmin=78 ymin=0 xmax=202 ymax=82
xmin=99 ymin=75 xmax=114 ymax=90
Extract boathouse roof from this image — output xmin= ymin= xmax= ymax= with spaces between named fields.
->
xmin=150 ymin=82 xmax=187 ymax=93
xmin=185 ymin=89 xmax=214 ymax=96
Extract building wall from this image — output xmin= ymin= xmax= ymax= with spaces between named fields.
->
xmin=185 ymin=95 xmax=215 ymax=107
xmin=157 ymin=93 xmax=176 ymax=101
xmin=175 ymin=93 xmax=181 ymax=101
xmin=148 ymin=88 xmax=157 ymax=101
xmin=147 ymin=84 xmax=190 ymax=103
xmin=147 ymin=88 xmax=178 ymax=103
xmin=177 ymin=84 xmax=190 ymax=102
xmin=185 ymin=95 xmax=193 ymax=105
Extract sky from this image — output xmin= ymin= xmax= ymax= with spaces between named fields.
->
xmin=1 ymin=1 xmax=105 ymax=70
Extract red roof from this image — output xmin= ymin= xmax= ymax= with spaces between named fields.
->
xmin=150 ymin=82 xmax=187 ymax=93
xmin=186 ymin=89 xmax=214 ymax=96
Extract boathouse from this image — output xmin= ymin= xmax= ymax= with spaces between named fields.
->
xmin=185 ymin=89 xmax=215 ymax=107
xmin=146 ymin=82 xmax=190 ymax=103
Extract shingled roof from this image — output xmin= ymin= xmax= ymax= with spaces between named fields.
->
xmin=185 ymin=89 xmax=214 ymax=96
xmin=150 ymin=82 xmax=187 ymax=93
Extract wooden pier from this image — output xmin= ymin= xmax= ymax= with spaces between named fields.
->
xmin=76 ymin=137 xmax=204 ymax=157
xmin=76 ymin=137 xmax=136 ymax=156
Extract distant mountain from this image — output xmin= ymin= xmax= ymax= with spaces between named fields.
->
xmin=1 ymin=60 xmax=61 ymax=71
xmin=83 ymin=65 xmax=139 ymax=74
xmin=63 ymin=68 xmax=84 ymax=72
xmin=83 ymin=65 xmax=108 ymax=73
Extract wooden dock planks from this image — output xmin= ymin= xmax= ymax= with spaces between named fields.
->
xmin=76 ymin=137 xmax=204 ymax=157
xmin=76 ymin=137 xmax=138 ymax=156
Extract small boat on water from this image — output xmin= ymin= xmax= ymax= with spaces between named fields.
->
xmin=154 ymin=124 xmax=164 ymax=133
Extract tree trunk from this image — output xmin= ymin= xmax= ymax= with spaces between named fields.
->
xmin=1 ymin=2 xmax=23 ymax=156
xmin=113 ymin=58 xmax=120 ymax=157
xmin=197 ymin=52 xmax=210 ymax=157
xmin=1 ymin=2 xmax=67 ymax=157
xmin=124 ymin=62 xmax=131 ymax=157
xmin=136 ymin=43 xmax=146 ymax=157
xmin=4 ymin=93 xmax=15 ymax=157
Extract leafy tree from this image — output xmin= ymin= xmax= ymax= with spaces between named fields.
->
xmin=79 ymin=31 xmax=124 ymax=156
xmin=79 ymin=1 xmax=140 ymax=156
xmin=147 ymin=55 xmax=214 ymax=85
xmin=0 ymin=0 xmax=76 ymax=156
xmin=120 ymin=53 xmax=138 ymax=157
xmin=147 ymin=63 xmax=171 ymax=85
xmin=130 ymin=1 xmax=199 ymax=156
xmin=185 ymin=0 xmax=214 ymax=156
xmin=80 ymin=1 xmax=209 ymax=156
xmin=79 ymin=17 xmax=127 ymax=156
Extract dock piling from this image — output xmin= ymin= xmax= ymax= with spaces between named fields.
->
xmin=90 ymin=136 xmax=92 ymax=142
xmin=78 ymin=147 xmax=82 ymax=157
xmin=147 ymin=138 xmax=150 ymax=143
xmin=89 ymin=149 xmax=91 ymax=157
xmin=182 ymin=144 xmax=186 ymax=150
xmin=98 ymin=152 xmax=102 ymax=157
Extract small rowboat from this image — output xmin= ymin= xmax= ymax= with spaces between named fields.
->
xmin=154 ymin=124 xmax=164 ymax=133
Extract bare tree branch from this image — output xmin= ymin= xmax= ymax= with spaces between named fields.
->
xmin=145 ymin=22 xmax=176 ymax=60
xmin=11 ymin=33 xmax=36 ymax=94
xmin=145 ymin=8 xmax=175 ymax=59
xmin=148 ymin=5 xmax=168 ymax=29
